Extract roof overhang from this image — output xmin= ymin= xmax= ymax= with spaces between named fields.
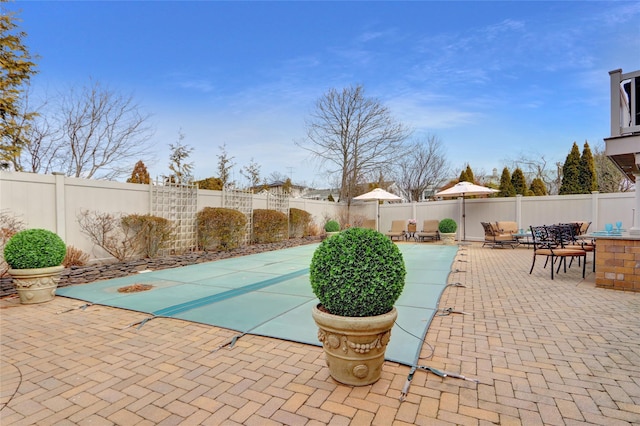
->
xmin=604 ymin=133 xmax=640 ymax=183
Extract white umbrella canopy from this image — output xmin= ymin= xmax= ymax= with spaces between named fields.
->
xmin=353 ymin=187 xmax=402 ymax=201
xmin=353 ymin=188 xmax=402 ymax=231
xmin=435 ymin=181 xmax=499 ymax=198
xmin=435 ymin=181 xmax=498 ymax=240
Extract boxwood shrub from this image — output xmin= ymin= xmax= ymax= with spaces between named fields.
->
xmin=324 ymin=220 xmax=340 ymax=232
xmin=253 ymin=209 xmax=288 ymax=244
xmin=438 ymin=218 xmax=457 ymax=233
xmin=310 ymin=227 xmax=406 ymax=317
xmin=197 ymin=207 xmax=247 ymax=251
xmin=4 ymin=228 xmax=67 ymax=269
xmin=289 ymin=208 xmax=313 ymax=238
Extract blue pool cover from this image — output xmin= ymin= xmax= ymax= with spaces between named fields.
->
xmin=57 ymin=243 xmax=458 ymax=366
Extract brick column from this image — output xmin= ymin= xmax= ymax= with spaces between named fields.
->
xmin=595 ymin=238 xmax=640 ymax=291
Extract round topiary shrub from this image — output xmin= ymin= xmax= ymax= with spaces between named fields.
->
xmin=310 ymin=227 xmax=406 ymax=317
xmin=4 ymin=228 xmax=66 ymax=269
xmin=324 ymin=220 xmax=340 ymax=232
xmin=438 ymin=218 xmax=457 ymax=233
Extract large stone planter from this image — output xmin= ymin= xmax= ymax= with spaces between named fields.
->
xmin=8 ymin=265 xmax=64 ymax=304
xmin=312 ymin=304 xmax=397 ymax=386
xmin=440 ymin=232 xmax=456 ymax=245
xmin=325 ymin=231 xmax=340 ymax=238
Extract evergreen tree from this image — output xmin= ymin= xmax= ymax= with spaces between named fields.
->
xmin=0 ymin=7 xmax=39 ymax=170
xmin=458 ymin=164 xmax=474 ymax=183
xmin=511 ymin=167 xmax=527 ymax=195
xmin=578 ymin=141 xmax=597 ymax=194
xmin=464 ymin=164 xmax=475 ymax=183
xmin=559 ymin=142 xmax=582 ymax=195
xmin=529 ymin=177 xmax=548 ymax=196
xmin=127 ymin=160 xmax=150 ymax=184
xmin=498 ymin=167 xmax=516 ymax=197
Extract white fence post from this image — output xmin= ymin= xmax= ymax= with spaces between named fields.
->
xmin=53 ymin=172 xmax=66 ymax=240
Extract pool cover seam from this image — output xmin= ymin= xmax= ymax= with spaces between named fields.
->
xmin=153 ymin=268 xmax=309 ymax=317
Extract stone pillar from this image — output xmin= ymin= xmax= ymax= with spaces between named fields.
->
xmin=631 ymin=163 xmax=640 ymax=235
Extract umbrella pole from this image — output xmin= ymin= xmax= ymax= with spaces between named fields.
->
xmin=462 ymin=195 xmax=466 ymax=241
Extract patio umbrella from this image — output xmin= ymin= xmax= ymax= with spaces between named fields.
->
xmin=353 ymin=188 xmax=402 ymax=231
xmin=435 ymin=181 xmax=498 ymax=240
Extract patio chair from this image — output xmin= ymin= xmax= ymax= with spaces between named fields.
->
xmin=481 ymin=221 xmax=518 ymax=248
xmin=385 ymin=220 xmax=406 ymax=241
xmin=529 ymin=225 xmax=586 ymax=280
xmin=417 ymin=219 xmax=439 ymax=241
xmin=559 ymin=223 xmax=596 ymax=272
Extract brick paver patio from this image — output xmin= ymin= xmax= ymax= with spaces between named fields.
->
xmin=1 ymin=243 xmax=639 ymax=425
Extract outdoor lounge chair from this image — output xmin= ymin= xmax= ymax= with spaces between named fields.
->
xmin=529 ymin=225 xmax=586 ymax=280
xmin=481 ymin=221 xmax=518 ymax=248
xmin=385 ymin=220 xmax=406 ymax=241
xmin=417 ymin=219 xmax=439 ymax=241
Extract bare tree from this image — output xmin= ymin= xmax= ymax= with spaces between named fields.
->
xmin=298 ymin=85 xmax=411 ymax=206
xmin=240 ymin=157 xmax=261 ymax=190
xmin=394 ymin=135 xmax=449 ymax=202
xmin=506 ymin=153 xmax=561 ymax=195
xmin=217 ymin=143 xmax=235 ymax=189
xmin=53 ymin=80 xmax=153 ymax=179
xmin=167 ymin=130 xmax=193 ymax=184
xmin=593 ymin=142 xmax=632 ymax=192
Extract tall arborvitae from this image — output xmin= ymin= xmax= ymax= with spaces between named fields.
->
xmin=529 ymin=177 xmax=548 ymax=196
xmin=511 ymin=167 xmax=527 ymax=196
xmin=498 ymin=167 xmax=516 ymax=197
xmin=559 ymin=142 xmax=582 ymax=195
xmin=459 ymin=164 xmax=475 ymax=183
xmin=127 ymin=160 xmax=150 ymax=184
xmin=579 ymin=141 xmax=598 ymax=194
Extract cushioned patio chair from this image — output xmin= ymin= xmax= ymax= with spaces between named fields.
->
xmin=385 ymin=220 xmax=406 ymax=241
xmin=417 ymin=219 xmax=439 ymax=241
xmin=529 ymin=225 xmax=586 ymax=280
xmin=481 ymin=221 xmax=518 ymax=248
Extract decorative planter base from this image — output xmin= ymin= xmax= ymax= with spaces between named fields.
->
xmin=325 ymin=231 xmax=340 ymax=238
xmin=312 ymin=304 xmax=397 ymax=386
xmin=440 ymin=233 xmax=456 ymax=245
xmin=9 ymin=265 xmax=64 ymax=304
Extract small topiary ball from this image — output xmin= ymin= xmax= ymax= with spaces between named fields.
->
xmin=324 ymin=220 xmax=340 ymax=232
xmin=438 ymin=218 xmax=457 ymax=233
xmin=310 ymin=227 xmax=406 ymax=317
xmin=4 ymin=229 xmax=67 ymax=269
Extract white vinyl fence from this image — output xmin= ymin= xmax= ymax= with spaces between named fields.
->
xmin=1 ymin=171 xmax=633 ymax=261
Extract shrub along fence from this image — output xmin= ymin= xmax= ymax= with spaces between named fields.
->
xmin=1 ymin=171 xmax=633 ymax=262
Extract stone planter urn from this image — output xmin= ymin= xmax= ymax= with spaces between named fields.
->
xmin=3 ymin=228 xmax=67 ymax=304
xmin=9 ymin=265 xmax=65 ymax=304
xmin=440 ymin=233 xmax=457 ymax=245
xmin=309 ymin=228 xmax=406 ymax=386
xmin=312 ymin=304 xmax=397 ymax=385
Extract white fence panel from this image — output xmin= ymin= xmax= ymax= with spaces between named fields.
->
xmin=1 ymin=171 xmax=636 ymax=259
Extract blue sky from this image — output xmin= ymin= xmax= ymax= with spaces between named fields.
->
xmin=9 ymin=1 xmax=640 ymax=188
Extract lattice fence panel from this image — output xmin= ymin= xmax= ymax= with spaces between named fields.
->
xmin=150 ymin=180 xmax=198 ymax=256
xmin=267 ymin=187 xmax=290 ymax=238
xmin=223 ymin=188 xmax=253 ymax=245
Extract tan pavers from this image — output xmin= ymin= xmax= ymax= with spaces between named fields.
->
xmin=2 ymin=243 xmax=640 ymax=425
